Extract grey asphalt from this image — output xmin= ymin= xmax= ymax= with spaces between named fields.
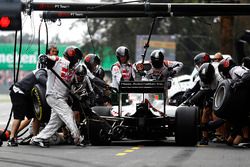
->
xmin=0 ymin=140 xmax=250 ymax=167
xmin=1 ymin=98 xmax=250 ymax=167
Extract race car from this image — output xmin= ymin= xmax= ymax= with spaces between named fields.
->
xmin=91 ymin=80 xmax=199 ymax=146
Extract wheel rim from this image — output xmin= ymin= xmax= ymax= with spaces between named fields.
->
xmin=214 ymin=85 xmax=225 ymax=109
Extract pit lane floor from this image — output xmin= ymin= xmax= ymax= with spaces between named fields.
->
xmin=1 ymin=140 xmax=250 ymax=167
xmin=1 ymin=96 xmax=250 ymax=167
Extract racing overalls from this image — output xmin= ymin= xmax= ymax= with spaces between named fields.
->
xmin=10 ymin=69 xmax=47 ymax=120
xmin=111 ymin=62 xmax=134 ymax=90
xmin=111 ymin=62 xmax=133 ymax=105
xmin=143 ymin=60 xmax=183 ymax=85
xmin=142 ymin=60 xmax=183 ymax=105
xmin=227 ymin=66 xmax=249 ymax=132
xmin=35 ymin=56 xmax=81 ymax=143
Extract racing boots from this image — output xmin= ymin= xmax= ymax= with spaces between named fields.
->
xmin=19 ymin=134 xmax=33 ymax=145
xmin=199 ymin=137 xmax=209 ymax=145
xmin=75 ymin=135 xmax=86 ymax=147
xmin=30 ymin=137 xmax=49 ymax=148
xmin=7 ymin=137 xmax=18 ymax=147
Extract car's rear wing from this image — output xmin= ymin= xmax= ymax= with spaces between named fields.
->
xmin=119 ymin=81 xmax=165 ymax=93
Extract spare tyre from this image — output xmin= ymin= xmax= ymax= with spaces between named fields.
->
xmin=213 ymin=79 xmax=234 ymax=119
xmin=31 ymin=84 xmax=51 ymax=123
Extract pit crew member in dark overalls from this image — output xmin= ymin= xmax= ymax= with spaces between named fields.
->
xmin=84 ymin=53 xmax=110 ymax=106
xmin=218 ymin=57 xmax=250 ymax=146
xmin=182 ymin=52 xmax=223 ymax=145
xmin=7 ymin=61 xmax=47 ymax=147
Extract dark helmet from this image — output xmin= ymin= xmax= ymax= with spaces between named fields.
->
xmin=194 ymin=52 xmax=211 ymax=68
xmin=242 ymin=56 xmax=250 ymax=69
xmin=75 ymin=64 xmax=87 ymax=82
xmin=37 ymin=54 xmax=47 ymax=69
xmin=63 ymin=46 xmax=83 ymax=68
xmin=116 ymin=46 xmax=129 ymax=63
xmin=198 ymin=63 xmax=215 ymax=84
xmin=150 ymin=50 xmax=164 ymax=69
xmin=94 ymin=67 xmax=105 ymax=80
xmin=218 ymin=57 xmax=236 ymax=78
xmin=84 ymin=54 xmax=101 ymax=72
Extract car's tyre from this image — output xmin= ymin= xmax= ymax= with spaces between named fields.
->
xmin=88 ymin=119 xmax=112 ymax=146
xmin=31 ymin=84 xmax=51 ymax=123
xmin=175 ymin=106 xmax=198 ymax=146
xmin=92 ymin=106 xmax=111 ymax=116
xmin=213 ymin=79 xmax=234 ymax=119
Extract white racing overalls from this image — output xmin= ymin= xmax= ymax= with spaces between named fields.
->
xmin=35 ymin=57 xmax=81 ymax=144
xmin=111 ymin=62 xmax=133 ymax=90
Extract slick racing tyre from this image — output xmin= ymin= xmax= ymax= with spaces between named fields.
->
xmin=213 ymin=79 xmax=234 ymax=119
xmin=175 ymin=106 xmax=199 ymax=146
xmin=88 ymin=119 xmax=112 ymax=146
xmin=92 ymin=106 xmax=112 ymax=116
xmin=31 ymin=84 xmax=51 ymax=123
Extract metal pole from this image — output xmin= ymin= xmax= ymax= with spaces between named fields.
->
xmin=29 ymin=2 xmax=250 ymax=15
xmin=41 ymin=11 xmax=172 ymax=19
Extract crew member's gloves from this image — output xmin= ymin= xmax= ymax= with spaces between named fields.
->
xmin=181 ymin=89 xmax=191 ymax=102
xmin=139 ymin=71 xmax=146 ymax=76
xmin=181 ymin=94 xmax=188 ymax=102
xmin=231 ymin=80 xmax=244 ymax=92
xmin=168 ymin=69 xmax=176 ymax=78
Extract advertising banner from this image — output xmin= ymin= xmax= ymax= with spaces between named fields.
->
xmin=135 ymin=35 xmax=176 ymax=62
xmin=0 ymin=43 xmax=67 ymax=71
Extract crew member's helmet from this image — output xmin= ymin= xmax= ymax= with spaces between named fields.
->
xmin=94 ymin=67 xmax=105 ymax=80
xmin=63 ymin=46 xmax=83 ymax=68
xmin=150 ymin=50 xmax=164 ymax=69
xmin=116 ymin=46 xmax=129 ymax=63
xmin=84 ymin=53 xmax=101 ymax=72
xmin=242 ymin=56 xmax=250 ymax=69
xmin=194 ymin=52 xmax=211 ymax=69
xmin=198 ymin=62 xmax=215 ymax=84
xmin=37 ymin=54 xmax=47 ymax=69
xmin=75 ymin=64 xmax=87 ymax=82
xmin=218 ymin=57 xmax=236 ymax=78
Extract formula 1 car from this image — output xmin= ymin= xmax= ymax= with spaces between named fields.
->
xmin=30 ymin=73 xmax=199 ymax=146
xmin=91 ymin=81 xmax=199 ymax=146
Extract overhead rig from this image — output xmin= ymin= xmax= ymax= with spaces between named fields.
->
xmin=2 ymin=1 xmax=250 ymax=30
xmin=23 ymin=2 xmax=250 ymax=20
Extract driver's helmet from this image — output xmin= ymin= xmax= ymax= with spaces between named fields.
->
xmin=84 ymin=53 xmax=101 ymax=72
xmin=218 ymin=57 xmax=236 ymax=78
xmin=198 ymin=62 xmax=215 ymax=84
xmin=150 ymin=50 xmax=164 ymax=69
xmin=116 ymin=46 xmax=129 ymax=63
xmin=63 ymin=46 xmax=83 ymax=68
xmin=194 ymin=52 xmax=211 ymax=69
